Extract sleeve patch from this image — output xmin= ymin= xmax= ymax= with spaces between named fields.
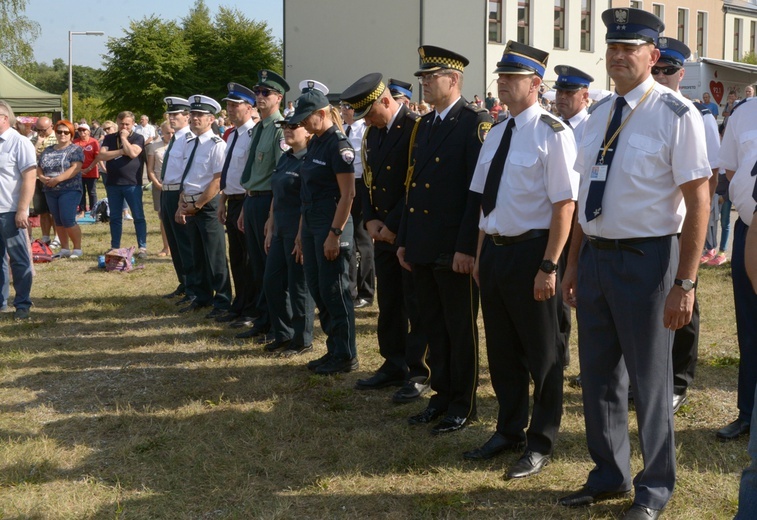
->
xmin=340 ymin=148 xmax=355 ymax=165
xmin=477 ymin=122 xmax=492 ymax=143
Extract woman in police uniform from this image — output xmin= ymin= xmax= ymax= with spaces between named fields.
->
xmin=262 ymin=116 xmax=315 ymax=357
xmin=287 ymin=88 xmax=357 ymax=375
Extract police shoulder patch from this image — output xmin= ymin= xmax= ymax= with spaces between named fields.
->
xmin=339 ymin=146 xmax=355 ymax=165
xmin=587 ymin=95 xmax=611 ymax=115
xmin=477 ymin=121 xmax=493 ymax=143
xmin=540 ymin=114 xmax=565 ymax=132
xmin=660 ymin=93 xmax=689 ymax=117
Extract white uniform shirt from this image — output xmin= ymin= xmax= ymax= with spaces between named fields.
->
xmin=134 ymin=123 xmax=157 ymax=142
xmin=565 ymin=108 xmax=589 ymax=147
xmin=163 ymin=125 xmax=195 ymax=185
xmin=719 ymin=97 xmax=757 ymax=226
xmin=470 ymin=102 xmax=579 ymax=236
xmin=222 ymin=118 xmax=256 ymax=195
xmin=344 ymin=119 xmax=366 ymax=178
xmin=0 ymin=127 xmax=37 ymax=213
xmin=576 ymin=76 xmax=711 ymax=238
xmin=180 ymin=129 xmax=226 ymax=196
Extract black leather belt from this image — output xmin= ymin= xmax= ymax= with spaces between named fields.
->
xmin=489 ymin=229 xmax=548 ymax=246
xmin=586 ymin=235 xmax=673 ymax=256
xmin=246 ymin=190 xmax=272 ymax=197
xmin=225 ymin=194 xmax=246 ymax=201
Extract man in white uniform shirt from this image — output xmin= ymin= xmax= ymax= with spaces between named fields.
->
xmin=560 ymin=9 xmax=711 ymax=519
xmin=176 ymin=95 xmax=231 ymax=317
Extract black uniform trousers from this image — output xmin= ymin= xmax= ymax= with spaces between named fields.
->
xmin=348 ymin=180 xmax=375 ymax=302
xmin=301 ymin=200 xmax=356 ymax=360
xmin=558 ymin=231 xmax=572 ymax=365
xmin=733 ymin=219 xmax=757 ymax=423
xmin=263 ymin=232 xmax=314 ymax=347
xmin=577 ymin=236 xmax=677 ymax=510
xmin=672 ymin=297 xmax=699 ymax=395
xmin=242 ymin=193 xmax=271 ymax=329
xmin=160 ymin=190 xmax=194 ymax=296
xmin=479 ymin=235 xmax=563 ymax=456
xmin=184 ymin=195 xmax=231 ymax=309
xmin=412 ymin=262 xmax=478 ymax=419
xmin=374 ymin=246 xmax=429 ymax=381
xmin=225 ymin=196 xmax=257 ymax=318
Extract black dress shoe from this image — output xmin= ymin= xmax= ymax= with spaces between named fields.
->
xmin=716 ymin=418 xmax=751 ymax=441
xmin=229 ymin=316 xmax=255 ymax=328
xmin=463 ymin=432 xmax=525 ymax=461
xmin=314 ymin=356 xmax=358 ymax=375
xmin=214 ymin=311 xmax=239 ymax=323
xmin=621 ymin=504 xmax=661 ymax=519
xmin=354 ymin=371 xmax=405 ymax=390
xmin=672 ymin=392 xmax=688 ymax=414
xmin=505 ymin=451 xmax=550 ymax=479
xmin=408 ymin=407 xmax=445 ymax=425
xmin=431 ymin=414 xmax=474 ymax=435
xmin=179 ymin=301 xmax=209 ymax=313
xmin=205 ymin=307 xmax=227 ymax=319
xmin=264 ymin=339 xmax=291 ymax=353
xmin=162 ymin=287 xmax=184 ymax=299
xmin=354 ymin=298 xmax=373 ymax=309
xmin=278 ymin=344 xmax=313 ymax=358
xmin=558 ymin=484 xmax=632 ymax=507
xmin=307 ymin=353 xmax=332 ymax=371
xmin=235 ymin=324 xmax=270 ymax=339
xmin=175 ymin=295 xmax=195 ymax=306
xmin=392 ymin=381 xmax=430 ymax=403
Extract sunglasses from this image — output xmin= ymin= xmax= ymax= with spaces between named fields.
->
xmin=651 ymin=66 xmax=681 ymax=76
xmin=281 ymin=123 xmax=302 ymax=130
xmin=253 ymin=88 xmax=277 ymax=97
xmin=55 ymin=130 xmax=71 ymax=135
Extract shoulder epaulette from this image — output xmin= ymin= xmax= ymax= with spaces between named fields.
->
xmin=730 ymin=97 xmax=755 ymax=115
xmin=211 ymin=135 xmax=223 ymax=143
xmin=660 ymin=93 xmax=689 ymax=117
xmin=186 ymin=134 xmax=196 ymax=141
xmin=464 ymin=103 xmax=488 ymax=114
xmin=540 ymin=113 xmax=565 ymax=132
xmin=335 ymin=130 xmax=349 ymax=141
xmin=587 ymin=95 xmax=611 ymax=115
xmin=692 ymin=101 xmax=711 ymax=116
xmin=247 ymin=127 xmax=255 ymax=137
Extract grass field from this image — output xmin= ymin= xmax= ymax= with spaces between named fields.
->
xmin=0 ymin=198 xmax=749 ymax=519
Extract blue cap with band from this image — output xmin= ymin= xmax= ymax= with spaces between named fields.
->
xmin=602 ymin=8 xmax=665 ymax=46
xmin=657 ymin=37 xmax=691 ymax=67
xmin=494 ymin=41 xmax=549 ymax=78
xmin=222 ymin=82 xmax=256 ymax=105
xmin=553 ymin=65 xmax=594 ymax=91
xmin=388 ymin=78 xmax=413 ymax=99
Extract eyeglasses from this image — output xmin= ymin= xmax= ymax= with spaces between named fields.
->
xmin=55 ymin=130 xmax=71 ymax=135
xmin=253 ymin=88 xmax=277 ymax=97
xmin=281 ymin=123 xmax=302 ymax=130
xmin=651 ymin=66 xmax=681 ymax=76
xmin=418 ymin=71 xmax=450 ymax=83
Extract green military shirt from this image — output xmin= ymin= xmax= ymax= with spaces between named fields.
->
xmin=240 ymin=111 xmax=284 ymax=191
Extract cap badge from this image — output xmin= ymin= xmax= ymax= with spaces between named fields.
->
xmin=194 ymin=96 xmax=201 ymax=103
xmin=167 ymin=100 xmax=174 ymax=106
xmin=261 ymin=70 xmax=268 ymax=80
xmin=615 ymin=9 xmax=628 ymax=24
xmin=419 ymin=47 xmax=425 ymax=58
xmin=307 ymin=81 xmax=314 ymax=89
xmin=659 ymin=37 xmax=668 ymax=48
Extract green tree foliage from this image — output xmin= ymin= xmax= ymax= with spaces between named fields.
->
xmin=62 ymin=91 xmax=105 ymax=124
xmin=0 ymin=0 xmax=40 ymax=74
xmin=740 ymin=51 xmax=757 ymax=66
xmin=100 ymin=0 xmax=282 ymax=119
xmin=23 ymin=59 xmax=104 ymax=99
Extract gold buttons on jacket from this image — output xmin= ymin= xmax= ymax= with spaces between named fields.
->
xmin=386 ymin=166 xmax=391 ymax=170
xmin=409 ymin=208 xmax=415 ymax=213
xmin=411 ymin=182 xmax=417 ymax=187
xmin=435 ymin=157 xmax=440 ymax=162
xmin=425 ymin=183 xmax=430 ymax=188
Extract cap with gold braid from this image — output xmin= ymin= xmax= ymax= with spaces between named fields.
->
xmin=340 ymin=73 xmax=387 ymax=119
xmin=414 ymin=45 xmax=469 ymax=76
xmin=494 ymin=41 xmax=549 ymax=78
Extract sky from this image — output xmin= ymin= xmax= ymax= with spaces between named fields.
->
xmin=23 ymin=0 xmax=283 ymax=70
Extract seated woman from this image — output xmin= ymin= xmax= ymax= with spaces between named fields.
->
xmin=37 ymin=120 xmax=84 ymax=258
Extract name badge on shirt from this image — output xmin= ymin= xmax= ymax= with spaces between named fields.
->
xmin=590 ymin=164 xmax=608 ymax=182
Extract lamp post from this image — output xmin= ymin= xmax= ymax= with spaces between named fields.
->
xmin=68 ymin=31 xmax=105 ymax=122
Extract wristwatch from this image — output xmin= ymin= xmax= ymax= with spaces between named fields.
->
xmin=330 ymin=227 xmax=343 ymax=236
xmin=539 ymin=259 xmax=558 ymax=274
xmin=674 ymin=278 xmax=697 ymax=291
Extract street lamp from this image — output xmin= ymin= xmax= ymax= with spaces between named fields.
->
xmin=68 ymin=31 xmax=105 ymax=122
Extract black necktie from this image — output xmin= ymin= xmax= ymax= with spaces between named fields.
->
xmin=179 ymin=138 xmax=199 ymax=192
xmin=751 ymin=158 xmax=757 ymax=206
xmin=345 ymin=125 xmax=352 ymax=137
xmin=240 ymin=124 xmax=264 ymax=186
xmin=481 ymin=118 xmax=516 ymax=217
xmin=219 ymin=130 xmax=239 ymax=191
xmin=585 ymin=97 xmax=627 ymax=222
xmin=428 ymin=115 xmax=442 ymax=142
xmin=563 ymin=118 xmax=572 ymax=129
xmin=159 ymin=135 xmax=175 ymax=180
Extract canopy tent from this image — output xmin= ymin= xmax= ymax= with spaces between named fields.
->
xmin=0 ymin=60 xmax=63 ymax=115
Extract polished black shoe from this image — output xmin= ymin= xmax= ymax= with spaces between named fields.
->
xmin=354 ymin=298 xmax=373 ymax=309
xmin=163 ymin=287 xmax=184 ymax=299
xmin=205 ymin=307 xmax=227 ymax=319
xmin=229 ymin=316 xmax=255 ymax=328
xmin=621 ymin=504 xmax=661 ymax=519
xmin=179 ymin=301 xmax=209 ymax=313
xmin=214 ymin=311 xmax=239 ymax=323
xmin=672 ymin=392 xmax=688 ymax=414
xmin=235 ymin=324 xmax=270 ymax=339
xmin=716 ymin=418 xmax=750 ymax=441
xmin=431 ymin=414 xmax=474 ymax=435
xmin=505 ymin=451 xmax=550 ymax=479
xmin=354 ymin=371 xmax=405 ymax=390
xmin=175 ymin=295 xmax=195 ymax=306
xmin=463 ymin=432 xmax=525 ymax=461
xmin=264 ymin=339 xmax=291 ymax=354
xmin=408 ymin=407 xmax=445 ymax=425
xmin=314 ymin=356 xmax=358 ymax=375
xmin=279 ymin=344 xmax=313 ymax=358
xmin=307 ymin=352 xmax=332 ymax=371
xmin=558 ymin=484 xmax=632 ymax=507
xmin=392 ymin=380 xmax=430 ymax=403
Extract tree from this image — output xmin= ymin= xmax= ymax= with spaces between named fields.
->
xmin=0 ymin=0 xmax=40 ymax=74
xmin=62 ymin=90 xmax=106 ymax=124
xmin=22 ymin=59 xmax=104 ymax=99
xmin=740 ymin=51 xmax=757 ymax=66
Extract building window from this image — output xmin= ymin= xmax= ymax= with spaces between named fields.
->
xmin=489 ymin=0 xmax=503 ymax=43
xmin=630 ymin=1 xmax=642 ymax=9
xmin=518 ymin=0 xmax=530 ymax=45
xmin=554 ymin=0 xmax=566 ymax=49
xmin=677 ymin=8 xmax=688 ymax=44
xmin=735 ymin=18 xmax=742 ymax=59
xmin=652 ymin=4 xmax=664 ymax=21
xmin=697 ymin=12 xmax=707 ymax=58
xmin=752 ymin=20 xmax=756 ymax=54
xmin=581 ymin=0 xmax=592 ymax=51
